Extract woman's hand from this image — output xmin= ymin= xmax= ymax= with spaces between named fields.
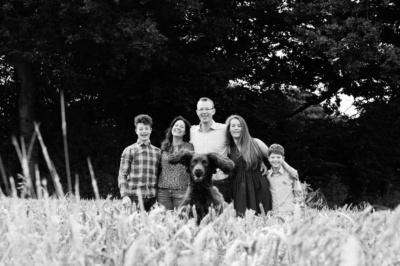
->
xmin=260 ymin=162 xmax=268 ymax=176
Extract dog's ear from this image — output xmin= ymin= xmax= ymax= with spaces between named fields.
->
xmin=168 ymin=149 xmax=194 ymax=166
xmin=207 ymin=153 xmax=235 ymax=174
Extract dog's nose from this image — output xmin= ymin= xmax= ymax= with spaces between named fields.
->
xmin=194 ymin=169 xmax=203 ymax=177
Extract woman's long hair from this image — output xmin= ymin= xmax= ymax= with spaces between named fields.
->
xmin=161 ymin=116 xmax=192 ymax=152
xmin=225 ymin=115 xmax=263 ymax=170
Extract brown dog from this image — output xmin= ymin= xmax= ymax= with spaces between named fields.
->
xmin=168 ymin=150 xmax=235 ymax=225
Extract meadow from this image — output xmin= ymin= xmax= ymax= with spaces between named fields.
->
xmin=0 ymin=121 xmax=399 ymax=265
xmin=1 ymin=194 xmax=399 ymax=266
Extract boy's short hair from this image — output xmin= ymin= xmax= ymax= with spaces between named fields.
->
xmin=268 ymin=144 xmax=285 ymax=157
xmin=134 ymin=114 xmax=153 ymax=127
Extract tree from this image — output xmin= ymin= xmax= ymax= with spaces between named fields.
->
xmin=285 ymin=0 xmax=400 ymax=116
xmin=343 ymin=99 xmax=400 ymax=206
xmin=1 ymin=0 xmax=399 ymax=205
xmin=0 ymin=0 xmax=166 ymax=194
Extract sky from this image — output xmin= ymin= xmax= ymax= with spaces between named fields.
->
xmin=338 ymin=94 xmax=358 ymax=116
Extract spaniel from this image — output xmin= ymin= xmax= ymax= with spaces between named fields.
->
xmin=168 ymin=150 xmax=235 ymax=225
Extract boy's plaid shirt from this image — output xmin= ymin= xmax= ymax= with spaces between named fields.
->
xmin=118 ymin=141 xmax=161 ymax=198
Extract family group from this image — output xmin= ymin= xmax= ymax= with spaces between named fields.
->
xmin=117 ymin=97 xmax=303 ymax=216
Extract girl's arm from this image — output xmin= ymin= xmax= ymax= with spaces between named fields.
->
xmin=282 ymin=160 xmax=299 ymax=179
xmin=254 ymin=138 xmax=269 ymax=175
xmin=254 ymin=138 xmax=269 ymax=158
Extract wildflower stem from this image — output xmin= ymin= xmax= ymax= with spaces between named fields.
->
xmin=60 ymin=90 xmax=72 ymax=194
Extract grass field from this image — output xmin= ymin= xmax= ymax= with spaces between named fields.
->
xmin=0 ymin=195 xmax=399 ymax=266
xmin=1 ymin=97 xmax=399 ymax=265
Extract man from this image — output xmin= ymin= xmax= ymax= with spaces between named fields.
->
xmin=190 ymin=97 xmax=232 ymax=202
xmin=190 ymin=97 xmax=269 ymax=203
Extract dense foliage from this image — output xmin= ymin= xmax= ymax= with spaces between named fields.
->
xmin=1 ymin=0 xmax=399 ymax=207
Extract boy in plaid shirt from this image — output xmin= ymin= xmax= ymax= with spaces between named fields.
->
xmin=118 ymin=114 xmax=161 ymax=211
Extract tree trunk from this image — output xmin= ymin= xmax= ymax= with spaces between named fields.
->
xmin=15 ymin=61 xmax=38 ymax=197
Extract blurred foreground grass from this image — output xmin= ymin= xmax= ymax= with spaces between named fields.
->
xmin=0 ymin=196 xmax=399 ymax=266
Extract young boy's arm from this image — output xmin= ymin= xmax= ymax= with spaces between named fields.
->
xmin=118 ymin=147 xmax=132 ymax=198
xmin=156 ymin=150 xmax=162 ymax=179
xmin=282 ymin=161 xmax=303 ymax=202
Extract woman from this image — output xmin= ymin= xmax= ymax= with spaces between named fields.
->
xmin=225 ymin=114 xmax=272 ymax=216
xmin=157 ymin=116 xmax=194 ymax=210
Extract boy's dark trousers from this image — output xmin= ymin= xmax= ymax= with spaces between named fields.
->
xmin=129 ymin=196 xmax=156 ymax=212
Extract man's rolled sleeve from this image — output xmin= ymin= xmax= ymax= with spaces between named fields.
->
xmin=118 ymin=148 xmax=131 ymax=197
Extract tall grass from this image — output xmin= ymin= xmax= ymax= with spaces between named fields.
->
xmin=0 ymin=195 xmax=399 ymax=266
xmin=1 ymin=93 xmax=399 ymax=265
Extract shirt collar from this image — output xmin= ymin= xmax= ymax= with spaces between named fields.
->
xmin=198 ymin=120 xmax=217 ymax=132
xmin=271 ymin=166 xmax=284 ymax=176
xmin=137 ymin=140 xmax=151 ymax=146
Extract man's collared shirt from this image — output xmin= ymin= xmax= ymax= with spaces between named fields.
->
xmin=118 ymin=140 xmax=161 ymax=198
xmin=190 ymin=120 xmax=228 ymax=156
xmin=267 ymin=166 xmax=302 ymax=212
xmin=190 ymin=120 xmax=229 ymax=180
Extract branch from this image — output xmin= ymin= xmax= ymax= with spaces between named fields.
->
xmin=285 ymin=85 xmax=342 ymax=118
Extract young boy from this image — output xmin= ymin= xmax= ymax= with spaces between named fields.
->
xmin=266 ymin=144 xmax=302 ymax=213
xmin=118 ymin=114 xmax=161 ymax=211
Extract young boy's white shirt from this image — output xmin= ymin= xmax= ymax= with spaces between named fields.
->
xmin=267 ymin=165 xmax=302 ymax=212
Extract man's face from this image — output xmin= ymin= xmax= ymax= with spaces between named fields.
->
xmin=135 ymin=123 xmax=152 ymax=142
xmin=268 ymin=153 xmax=284 ymax=169
xmin=196 ymin=100 xmax=215 ymax=123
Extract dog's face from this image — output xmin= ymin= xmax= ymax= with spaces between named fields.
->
xmin=189 ymin=154 xmax=212 ymax=183
xmin=169 ymin=150 xmax=235 ymax=225
xmin=168 ymin=150 xmax=235 ymax=184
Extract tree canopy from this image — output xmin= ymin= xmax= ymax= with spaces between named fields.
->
xmin=1 ymin=0 xmax=399 ymax=207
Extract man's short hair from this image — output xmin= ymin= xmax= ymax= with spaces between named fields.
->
xmin=268 ymin=144 xmax=285 ymax=157
xmin=198 ymin=97 xmax=214 ymax=108
xmin=134 ymin=114 xmax=153 ymax=127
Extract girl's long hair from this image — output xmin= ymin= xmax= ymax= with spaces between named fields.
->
xmin=161 ymin=116 xmax=192 ymax=152
xmin=225 ymin=115 xmax=263 ymax=170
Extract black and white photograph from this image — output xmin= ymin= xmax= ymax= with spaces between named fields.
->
xmin=1 ymin=0 xmax=399 ymax=265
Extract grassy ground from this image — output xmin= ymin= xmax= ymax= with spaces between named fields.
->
xmin=0 ymin=195 xmax=399 ymax=266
